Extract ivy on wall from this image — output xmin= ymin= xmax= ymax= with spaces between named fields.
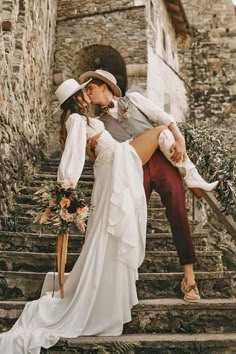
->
xmin=179 ymin=123 xmax=236 ymax=221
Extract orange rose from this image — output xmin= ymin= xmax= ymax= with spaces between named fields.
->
xmin=60 ymin=198 xmax=71 ymax=208
xmin=76 ymin=206 xmax=88 ymax=214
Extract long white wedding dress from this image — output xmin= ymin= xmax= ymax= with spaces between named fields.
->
xmin=0 ymin=114 xmax=147 ymax=353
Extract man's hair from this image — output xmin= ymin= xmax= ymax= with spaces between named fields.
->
xmin=90 ymin=78 xmax=114 ymax=95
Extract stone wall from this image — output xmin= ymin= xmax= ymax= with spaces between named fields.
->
xmin=0 ymin=0 xmax=57 ymax=213
xmin=179 ymin=0 xmax=236 ymax=149
xmin=57 ymin=0 xmax=141 ymax=19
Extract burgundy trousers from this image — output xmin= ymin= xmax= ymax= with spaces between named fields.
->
xmin=143 ymin=150 xmax=197 ymax=266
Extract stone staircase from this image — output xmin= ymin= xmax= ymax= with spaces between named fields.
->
xmin=1 ymin=157 xmax=236 ymax=353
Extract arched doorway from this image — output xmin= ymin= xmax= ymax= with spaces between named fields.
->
xmin=73 ymin=45 xmax=127 ymax=96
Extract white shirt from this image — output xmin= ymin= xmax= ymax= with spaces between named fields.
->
xmin=108 ymin=92 xmax=176 ymax=127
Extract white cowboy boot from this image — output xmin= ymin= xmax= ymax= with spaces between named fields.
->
xmin=159 ymin=129 xmax=219 ymax=197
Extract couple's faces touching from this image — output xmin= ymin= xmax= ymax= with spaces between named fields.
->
xmin=74 ymin=89 xmax=92 ymax=109
xmin=75 ymin=82 xmax=110 ymax=107
xmin=85 ymin=83 xmax=108 ymax=105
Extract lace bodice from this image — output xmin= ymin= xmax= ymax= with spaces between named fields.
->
xmin=85 ymin=117 xmax=116 ymax=164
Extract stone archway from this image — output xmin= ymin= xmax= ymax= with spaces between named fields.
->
xmin=73 ymin=45 xmax=127 ymax=96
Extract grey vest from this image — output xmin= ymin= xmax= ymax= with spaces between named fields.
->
xmin=99 ymin=96 xmax=153 ymax=142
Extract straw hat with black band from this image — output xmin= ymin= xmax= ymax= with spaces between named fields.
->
xmin=79 ymin=69 xmax=122 ymax=98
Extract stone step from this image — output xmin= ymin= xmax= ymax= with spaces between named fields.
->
xmin=41 ymin=159 xmax=92 ymax=167
xmin=0 ymin=270 xmax=235 ymax=302
xmin=41 ymin=333 xmax=236 ymax=354
xmin=35 ymin=173 xmax=94 ymax=181
xmin=12 ymin=204 xmax=168 ymax=220
xmin=0 ymin=215 xmax=197 ymax=234
xmin=1 ymin=299 xmax=236 ymax=334
xmin=41 ymin=160 xmax=93 ymax=167
xmin=124 ymin=298 xmax=236 ymax=334
xmin=0 ymin=231 xmax=208 ymax=253
xmin=15 ymin=194 xmax=93 ymax=206
xmin=15 ymin=192 xmax=164 ymax=208
xmin=16 ymin=186 xmax=162 ymax=210
xmin=26 ymin=174 xmax=95 ymax=186
xmin=137 ymin=271 xmax=236 ymax=300
xmin=17 ymin=183 xmax=94 ymax=195
xmin=0 ymin=251 xmax=223 ymax=273
xmin=40 ymin=164 xmax=94 ymax=174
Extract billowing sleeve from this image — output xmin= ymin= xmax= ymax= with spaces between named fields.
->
xmin=57 ymin=113 xmax=87 ymax=189
xmin=127 ymin=91 xmax=176 ymax=126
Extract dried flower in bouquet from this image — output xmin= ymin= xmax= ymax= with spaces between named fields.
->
xmin=32 ymin=180 xmax=89 ymax=234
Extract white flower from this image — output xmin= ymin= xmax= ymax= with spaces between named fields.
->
xmin=59 ymin=179 xmax=75 ymax=190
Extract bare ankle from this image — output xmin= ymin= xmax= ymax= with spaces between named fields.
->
xmin=184 ymin=278 xmax=195 ymax=286
xmin=183 ymin=264 xmax=195 ymax=285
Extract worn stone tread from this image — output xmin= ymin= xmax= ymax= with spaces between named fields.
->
xmin=0 ymin=249 xmax=221 ymax=257
xmin=1 ymin=298 xmax=236 ymax=312
xmin=58 ymin=331 xmax=236 ymax=344
xmin=0 ymin=230 xmax=208 ymax=253
xmin=44 ymin=332 xmax=236 ymax=354
xmin=0 ymin=270 xmax=234 ymax=279
xmin=0 ymin=270 xmax=235 ymax=301
xmin=2 ymin=298 xmax=236 ymax=334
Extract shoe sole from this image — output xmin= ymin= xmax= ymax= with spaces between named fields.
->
xmin=183 ymin=296 xmax=201 ymax=303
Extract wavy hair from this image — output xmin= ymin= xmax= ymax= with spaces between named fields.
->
xmin=59 ymin=90 xmax=89 ymax=151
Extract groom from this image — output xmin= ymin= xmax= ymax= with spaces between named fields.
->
xmin=79 ymin=69 xmax=200 ymax=302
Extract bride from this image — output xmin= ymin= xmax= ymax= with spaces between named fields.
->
xmin=0 ymin=78 xmax=168 ymax=353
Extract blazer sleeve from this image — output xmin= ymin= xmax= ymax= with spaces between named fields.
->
xmin=127 ymin=91 xmax=176 ymax=126
xmin=57 ymin=113 xmax=87 ymax=188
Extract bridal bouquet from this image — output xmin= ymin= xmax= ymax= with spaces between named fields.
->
xmin=32 ymin=180 xmax=89 ymax=234
xmin=32 ymin=180 xmax=90 ymax=299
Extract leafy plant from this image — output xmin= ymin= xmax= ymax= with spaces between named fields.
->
xmin=179 ymin=123 xmax=236 ymax=220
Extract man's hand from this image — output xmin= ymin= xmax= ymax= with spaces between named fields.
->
xmin=168 ymin=123 xmax=187 ymax=163
xmin=170 ymin=139 xmax=187 ymax=163
xmin=86 ymin=138 xmax=96 ymax=161
xmin=89 ymin=135 xmax=99 ymax=151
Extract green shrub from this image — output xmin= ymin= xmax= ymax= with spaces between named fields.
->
xmin=179 ymin=123 xmax=236 ymax=221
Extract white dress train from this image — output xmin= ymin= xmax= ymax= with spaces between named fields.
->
xmin=0 ymin=114 xmax=147 ymax=354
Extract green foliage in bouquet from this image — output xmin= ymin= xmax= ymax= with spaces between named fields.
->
xmin=179 ymin=123 xmax=236 ymax=220
xmin=32 ymin=181 xmax=89 ymax=234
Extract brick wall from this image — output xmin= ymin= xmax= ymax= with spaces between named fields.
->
xmin=0 ymin=0 xmax=57 ymax=213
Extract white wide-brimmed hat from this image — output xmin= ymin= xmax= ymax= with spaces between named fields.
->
xmin=79 ymin=69 xmax=122 ymax=97
xmin=53 ymin=78 xmax=92 ymax=114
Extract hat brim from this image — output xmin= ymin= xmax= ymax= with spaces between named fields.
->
xmin=79 ymin=71 xmax=122 ymax=98
xmin=52 ymin=79 xmax=92 ymax=115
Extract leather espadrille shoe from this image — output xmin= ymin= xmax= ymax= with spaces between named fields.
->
xmin=181 ymin=279 xmax=201 ymax=303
